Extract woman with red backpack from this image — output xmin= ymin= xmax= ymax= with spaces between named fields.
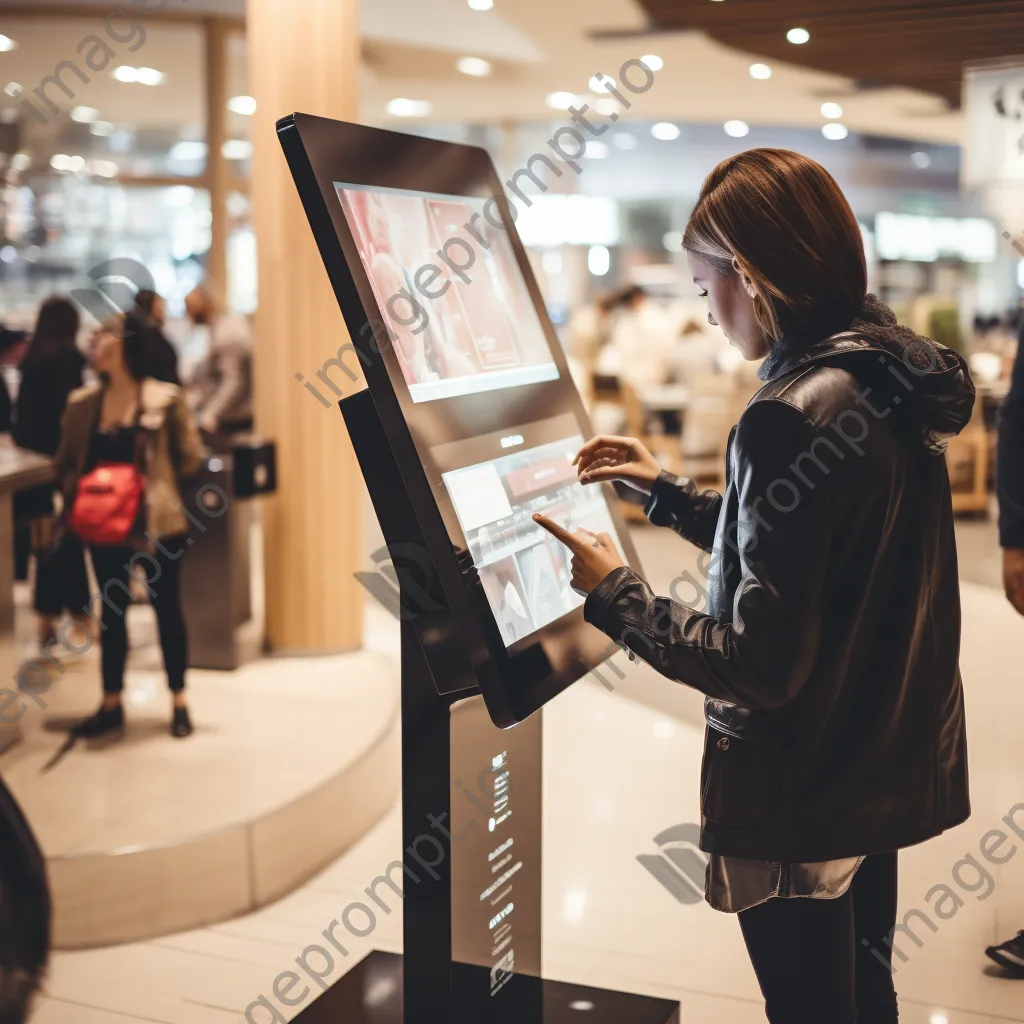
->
xmin=54 ymin=313 xmax=204 ymax=739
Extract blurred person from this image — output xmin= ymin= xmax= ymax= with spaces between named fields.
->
xmin=132 ymin=289 xmax=180 ymax=386
xmin=0 ymin=775 xmax=50 ymax=1024
xmin=565 ymin=291 xmax=615 ymax=366
xmin=12 ymin=298 xmax=91 ymax=654
xmin=988 ymin=312 xmax=1024 ymax=976
xmin=536 ymin=149 xmax=974 ymax=1024
xmin=184 ymin=285 xmax=253 ymax=438
xmin=599 ymin=285 xmax=676 ymax=392
xmin=54 ymin=315 xmax=204 ymax=739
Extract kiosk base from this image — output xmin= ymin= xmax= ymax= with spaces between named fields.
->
xmin=292 ymin=951 xmax=681 ymax=1024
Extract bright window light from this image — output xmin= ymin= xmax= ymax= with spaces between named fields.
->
xmin=222 ymin=139 xmax=253 ymax=160
xmin=787 ymin=27 xmax=811 ymax=44
xmin=821 ymin=101 xmax=844 ymax=119
xmin=228 ymin=95 xmax=257 ymax=115
xmin=387 ymin=97 xmax=433 ymax=117
xmin=584 ymin=140 xmax=609 ymax=159
xmin=724 ymin=119 xmax=750 ymax=137
xmin=749 ymin=63 xmax=772 ymax=79
xmin=457 ymin=56 xmax=492 ymax=77
xmin=640 ymin=54 xmax=663 ymax=72
xmin=651 ymin=122 xmax=680 ymax=141
xmin=546 ymin=91 xmax=578 ymax=110
xmin=71 ymin=106 xmax=100 ymax=123
xmin=612 ymin=132 xmax=638 ymax=150
xmin=0 ymin=35 xmax=18 ymax=52
xmin=822 ymin=122 xmax=849 ymax=141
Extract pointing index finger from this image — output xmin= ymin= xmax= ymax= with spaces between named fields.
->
xmin=532 ymin=513 xmax=585 ymax=552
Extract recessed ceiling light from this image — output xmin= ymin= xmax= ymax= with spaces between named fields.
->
xmin=546 ymin=91 xmax=579 ymax=110
xmin=822 ymin=122 xmax=849 ymax=141
xmin=651 ymin=122 xmax=680 ymax=141
xmin=3 ymin=82 xmax=21 ymax=98
xmin=0 ymin=35 xmax=18 ymax=52
xmin=387 ymin=97 xmax=433 ymax=117
xmin=457 ymin=56 xmax=492 ymax=77
xmin=584 ymin=140 xmax=609 ymax=159
xmin=467 ymin=0 xmax=493 ymax=9
xmin=90 ymin=121 xmax=114 ymax=137
xmin=724 ymin=119 xmax=750 ymax=138
xmin=821 ymin=101 xmax=844 ymax=118
xmin=71 ymin=106 xmax=100 ymax=123
xmin=749 ymin=63 xmax=772 ymax=80
xmin=136 ymin=67 xmax=165 ymax=86
xmin=228 ymin=95 xmax=257 ymax=115
xmin=911 ymin=150 xmax=932 ymax=168
xmin=612 ymin=132 xmax=637 ymax=150
xmin=787 ymin=27 xmax=811 ymax=44
xmin=640 ymin=54 xmax=664 ymax=72
xmin=113 ymin=66 xmax=137 ymax=83
xmin=569 ymin=1002 xmax=596 ymax=1012
xmin=589 ymin=74 xmax=615 ymax=93
xmin=222 ymin=139 xmax=253 ymax=160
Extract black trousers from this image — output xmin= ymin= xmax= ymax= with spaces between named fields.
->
xmin=89 ymin=539 xmax=189 ymax=695
xmin=738 ymin=852 xmax=899 ymax=1024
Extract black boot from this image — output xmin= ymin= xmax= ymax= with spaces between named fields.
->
xmin=171 ymin=705 xmax=193 ymax=739
xmin=74 ymin=703 xmax=124 ymax=739
xmin=987 ymin=931 xmax=1024 ymax=976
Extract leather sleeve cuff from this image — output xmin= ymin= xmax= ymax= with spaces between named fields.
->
xmin=643 ymin=470 xmax=681 ymax=526
xmin=584 ymin=565 xmax=646 ymax=633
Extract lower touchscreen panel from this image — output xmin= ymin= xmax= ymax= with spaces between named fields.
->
xmin=437 ymin=418 xmax=625 ymax=648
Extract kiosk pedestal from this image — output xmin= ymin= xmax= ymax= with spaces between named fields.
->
xmin=293 ymin=392 xmax=678 ymax=1024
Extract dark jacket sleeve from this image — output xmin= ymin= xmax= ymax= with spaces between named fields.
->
xmin=998 ymin=330 xmax=1024 ymax=549
xmin=644 ymin=471 xmax=723 ymax=552
xmin=584 ymin=399 xmax=833 ymax=711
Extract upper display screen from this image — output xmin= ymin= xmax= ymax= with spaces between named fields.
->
xmin=335 ymin=183 xmax=560 ymax=403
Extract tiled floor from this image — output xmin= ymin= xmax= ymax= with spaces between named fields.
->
xmin=24 ymin=519 xmax=1024 ymax=1023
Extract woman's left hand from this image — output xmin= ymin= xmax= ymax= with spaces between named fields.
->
xmin=533 ymin=514 xmax=625 ymax=594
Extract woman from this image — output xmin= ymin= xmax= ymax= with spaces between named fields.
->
xmin=536 ymin=149 xmax=973 ymax=1023
xmin=54 ymin=315 xmax=204 ymax=739
xmin=13 ymin=297 xmax=91 ymax=654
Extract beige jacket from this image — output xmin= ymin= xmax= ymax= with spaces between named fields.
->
xmin=55 ymin=379 xmax=205 ymax=539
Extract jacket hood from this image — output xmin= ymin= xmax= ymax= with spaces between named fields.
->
xmin=759 ymin=294 xmax=976 ymax=452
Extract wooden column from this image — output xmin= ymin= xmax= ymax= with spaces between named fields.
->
xmin=246 ymin=0 xmax=364 ymax=652
xmin=204 ymin=17 xmax=230 ymax=305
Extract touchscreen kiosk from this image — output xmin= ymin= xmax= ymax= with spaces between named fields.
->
xmin=278 ymin=113 xmax=642 ymax=728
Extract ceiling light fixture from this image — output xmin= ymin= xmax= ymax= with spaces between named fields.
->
xmin=71 ymin=106 xmax=100 ymax=123
xmin=10 ymin=152 xmax=29 ymax=171
xmin=724 ymin=119 xmax=750 ymax=137
xmin=457 ymin=56 xmax=492 ymax=77
xmin=387 ymin=97 xmax=433 ymax=117
xmin=821 ymin=101 xmax=844 ymax=118
xmin=90 ymin=121 xmax=114 ymax=137
xmin=640 ymin=54 xmax=663 ymax=72
xmin=749 ymin=63 xmax=772 ymax=80
xmin=822 ymin=122 xmax=849 ymax=140
xmin=228 ymin=95 xmax=257 ymax=115
xmin=546 ymin=91 xmax=578 ymax=110
xmin=589 ymin=74 xmax=615 ymax=93
xmin=0 ymin=35 xmax=18 ymax=52
xmin=594 ymin=98 xmax=619 ymax=116
xmin=112 ymin=65 xmax=166 ymax=85
xmin=467 ymin=0 xmax=493 ymax=9
xmin=3 ymin=82 xmax=21 ymax=98
xmin=651 ymin=122 xmax=680 ymax=141
xmin=787 ymin=27 xmax=811 ymax=44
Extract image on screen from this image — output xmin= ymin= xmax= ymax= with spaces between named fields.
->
xmin=442 ymin=436 xmax=624 ymax=647
xmin=335 ymin=183 xmax=559 ymax=403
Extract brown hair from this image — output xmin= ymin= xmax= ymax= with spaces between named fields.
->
xmin=683 ymin=148 xmax=867 ymax=344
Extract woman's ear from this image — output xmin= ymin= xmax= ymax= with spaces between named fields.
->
xmin=731 ymin=257 xmax=758 ymax=299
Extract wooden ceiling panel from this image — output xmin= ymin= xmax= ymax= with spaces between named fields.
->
xmin=634 ymin=0 xmax=1024 ymax=106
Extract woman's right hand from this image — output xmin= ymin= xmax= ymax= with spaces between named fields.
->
xmin=573 ymin=434 xmax=661 ymax=497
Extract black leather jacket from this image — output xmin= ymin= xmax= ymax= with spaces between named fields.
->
xmin=585 ymin=324 xmax=974 ymax=861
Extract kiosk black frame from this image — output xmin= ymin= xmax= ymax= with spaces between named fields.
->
xmin=279 ymin=113 xmax=679 ymax=1024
